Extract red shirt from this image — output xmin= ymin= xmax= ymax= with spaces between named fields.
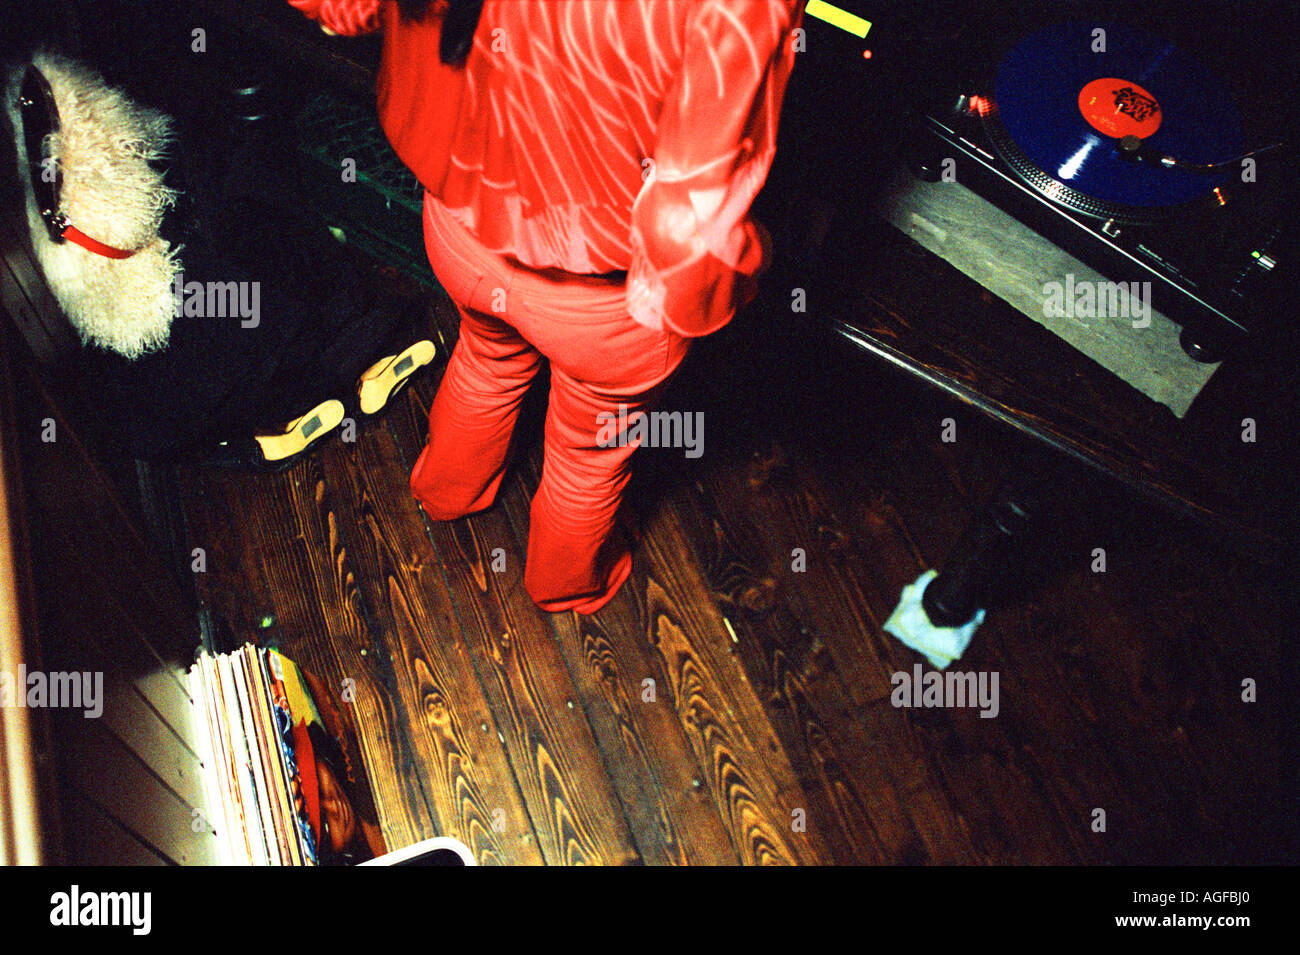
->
xmin=287 ymin=0 xmax=803 ymax=336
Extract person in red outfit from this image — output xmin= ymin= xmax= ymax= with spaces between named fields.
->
xmin=288 ymin=0 xmax=803 ymax=613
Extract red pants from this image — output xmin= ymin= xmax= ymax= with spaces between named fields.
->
xmin=412 ymin=194 xmax=691 ymax=613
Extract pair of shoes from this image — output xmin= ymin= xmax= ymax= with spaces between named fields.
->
xmin=352 ymin=340 xmax=438 ymax=419
xmin=204 ymin=340 xmax=436 ymax=474
xmin=207 ymin=398 xmax=346 ymax=473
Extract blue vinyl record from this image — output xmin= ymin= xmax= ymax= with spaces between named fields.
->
xmin=991 ymin=21 xmax=1243 ymax=208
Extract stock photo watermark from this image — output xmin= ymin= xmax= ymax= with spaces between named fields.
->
xmin=49 ymin=886 xmax=150 ymax=935
xmin=596 ymin=404 xmax=704 ymax=459
xmin=172 ymin=271 xmax=260 ymax=328
xmin=1042 ymin=274 xmax=1152 ymax=328
xmin=0 ymin=666 xmax=103 ymax=718
xmin=891 ymin=664 xmax=1000 ymax=719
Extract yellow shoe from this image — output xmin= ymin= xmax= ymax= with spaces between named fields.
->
xmin=356 ymin=340 xmax=437 ymax=417
xmin=252 ymin=398 xmax=346 ymax=464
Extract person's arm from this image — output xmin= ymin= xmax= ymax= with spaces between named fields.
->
xmin=285 ymin=0 xmax=385 ymax=36
xmin=626 ymin=0 xmax=802 ymax=338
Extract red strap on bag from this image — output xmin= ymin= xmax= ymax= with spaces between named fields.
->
xmin=61 ymin=223 xmax=138 ymax=259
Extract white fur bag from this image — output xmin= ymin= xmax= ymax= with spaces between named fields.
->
xmin=5 ymin=51 xmax=182 ymax=359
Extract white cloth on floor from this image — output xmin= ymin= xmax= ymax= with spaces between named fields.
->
xmin=883 ymin=569 xmax=985 ymax=670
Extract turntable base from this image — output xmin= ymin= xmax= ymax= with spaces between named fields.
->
xmin=762 ymin=181 xmax=1294 ymax=562
xmin=872 ymin=165 xmax=1217 ymax=417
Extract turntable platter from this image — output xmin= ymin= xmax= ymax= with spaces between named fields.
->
xmin=980 ymin=21 xmax=1244 ymax=222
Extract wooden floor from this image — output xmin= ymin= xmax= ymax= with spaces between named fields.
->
xmin=176 ymin=281 xmax=1289 ymax=865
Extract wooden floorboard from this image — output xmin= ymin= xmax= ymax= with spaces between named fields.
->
xmin=503 ymin=457 xmax=773 ymax=865
xmin=383 ymin=384 xmax=642 ymax=865
xmin=498 ymin=472 xmax=744 ymax=866
xmin=315 ymin=417 xmax=548 ymax=864
xmin=586 ymin=458 xmax=839 ymax=865
xmin=174 ymin=288 xmax=1288 ymax=865
xmin=180 ymin=457 xmax=445 ymax=854
xmin=747 ymin=343 xmax=1285 ymax=864
xmin=666 ymin=453 xmax=973 ymax=864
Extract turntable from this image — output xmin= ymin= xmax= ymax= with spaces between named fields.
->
xmin=910 ymin=15 xmax=1292 ymax=361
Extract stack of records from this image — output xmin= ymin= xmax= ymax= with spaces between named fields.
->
xmin=188 ymin=645 xmax=390 ymax=865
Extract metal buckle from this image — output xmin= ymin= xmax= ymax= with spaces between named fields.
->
xmin=41 ymin=209 xmax=70 ymax=241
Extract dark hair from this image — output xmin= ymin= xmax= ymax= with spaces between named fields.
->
xmin=305 ymin=721 xmax=372 ymax=864
xmin=397 ymin=0 xmax=485 ymax=66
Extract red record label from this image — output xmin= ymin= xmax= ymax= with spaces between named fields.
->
xmin=1078 ymin=77 xmax=1162 ymax=138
